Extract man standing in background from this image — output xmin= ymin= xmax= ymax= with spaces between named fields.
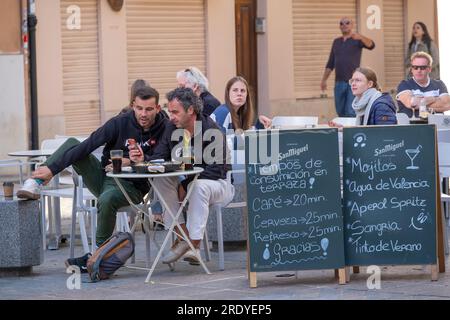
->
xmin=320 ymin=17 xmax=375 ymax=117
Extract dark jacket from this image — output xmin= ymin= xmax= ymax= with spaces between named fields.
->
xmin=200 ymin=91 xmax=221 ymax=116
xmin=48 ymin=111 xmax=169 ymax=193
xmin=364 ymin=93 xmax=397 ymax=125
xmin=149 ymin=113 xmax=231 ymax=191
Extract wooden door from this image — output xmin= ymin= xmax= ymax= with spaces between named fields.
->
xmin=235 ymin=0 xmax=258 ymax=109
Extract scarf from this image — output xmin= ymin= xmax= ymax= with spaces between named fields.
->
xmin=352 ymin=88 xmax=382 ymax=125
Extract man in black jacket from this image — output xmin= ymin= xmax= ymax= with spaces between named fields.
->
xmin=18 ymin=87 xmax=168 ymax=252
xmin=130 ymin=87 xmax=234 ymax=265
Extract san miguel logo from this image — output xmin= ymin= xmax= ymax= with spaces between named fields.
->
xmin=107 ymin=0 xmax=124 ymax=12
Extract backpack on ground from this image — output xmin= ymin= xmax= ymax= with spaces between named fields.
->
xmin=87 ymin=232 xmax=135 ymax=282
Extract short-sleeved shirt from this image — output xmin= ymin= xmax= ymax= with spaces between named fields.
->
xmin=326 ymin=37 xmax=375 ymax=82
xmin=396 ymin=78 xmax=449 ymax=117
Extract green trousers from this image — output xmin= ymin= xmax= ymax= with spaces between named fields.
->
xmin=43 ymin=138 xmax=143 ymax=245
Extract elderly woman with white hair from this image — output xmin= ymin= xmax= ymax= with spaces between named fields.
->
xmin=176 ymin=66 xmax=221 ymax=116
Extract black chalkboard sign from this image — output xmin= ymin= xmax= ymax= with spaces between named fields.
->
xmin=343 ymin=125 xmax=437 ymax=266
xmin=245 ymin=129 xmax=345 ymax=272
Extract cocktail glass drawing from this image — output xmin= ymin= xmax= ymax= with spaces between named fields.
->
xmin=405 ymin=145 xmax=422 ymax=170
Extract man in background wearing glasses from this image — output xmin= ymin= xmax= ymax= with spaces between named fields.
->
xmin=320 ymin=17 xmax=375 ymax=117
xmin=397 ymin=51 xmax=450 ymax=118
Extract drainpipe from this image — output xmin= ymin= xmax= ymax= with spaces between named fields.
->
xmin=28 ymin=0 xmax=38 ymax=149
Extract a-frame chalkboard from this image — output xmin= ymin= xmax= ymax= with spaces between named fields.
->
xmin=245 ymin=129 xmax=346 ymax=287
xmin=342 ymin=125 xmax=440 ymax=279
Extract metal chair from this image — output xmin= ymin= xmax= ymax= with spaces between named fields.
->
xmin=437 ymin=129 xmax=450 ymax=255
xmin=271 ymin=116 xmax=318 ymax=128
xmin=29 ymin=138 xmax=68 ymax=169
xmin=69 ymin=172 xmax=97 ymax=257
xmin=0 ymin=158 xmax=26 ymax=185
xmin=39 ymin=169 xmax=97 ymax=255
xmin=209 ymin=168 xmax=246 ymax=270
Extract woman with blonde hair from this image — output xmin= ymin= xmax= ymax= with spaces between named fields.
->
xmin=348 ymin=67 xmax=397 ymax=125
xmin=330 ymin=67 xmax=397 ymax=126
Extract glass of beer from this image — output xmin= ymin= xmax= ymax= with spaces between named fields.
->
xmin=182 ymin=147 xmax=194 ymax=171
xmin=110 ymin=150 xmax=123 ymax=174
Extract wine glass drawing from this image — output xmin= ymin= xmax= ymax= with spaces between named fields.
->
xmin=405 ymin=145 xmax=422 ymax=170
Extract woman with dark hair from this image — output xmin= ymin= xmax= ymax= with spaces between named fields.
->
xmin=119 ymin=79 xmax=150 ymax=114
xmin=406 ymin=21 xmax=440 ymax=79
xmin=211 ymin=76 xmax=271 ymax=135
xmin=211 ymin=76 xmax=255 ymax=134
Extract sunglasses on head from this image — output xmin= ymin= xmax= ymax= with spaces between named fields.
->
xmin=340 ymin=20 xmax=350 ymax=26
xmin=411 ymin=65 xmax=429 ymax=70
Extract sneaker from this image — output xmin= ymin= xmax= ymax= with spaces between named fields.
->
xmin=17 ymin=179 xmax=41 ymax=200
xmin=183 ymin=248 xmax=201 ymax=266
xmin=153 ymin=220 xmax=165 ymax=231
xmin=65 ymin=252 xmax=92 ymax=273
xmin=152 ymin=214 xmax=165 ymax=231
xmin=162 ymin=240 xmax=190 ymax=264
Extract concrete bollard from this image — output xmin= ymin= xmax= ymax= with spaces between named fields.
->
xmin=0 ymin=197 xmax=43 ymax=276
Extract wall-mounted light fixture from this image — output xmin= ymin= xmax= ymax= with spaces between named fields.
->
xmin=107 ymin=0 xmax=124 ymax=12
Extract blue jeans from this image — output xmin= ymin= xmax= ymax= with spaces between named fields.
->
xmin=334 ymin=81 xmax=355 ymax=117
xmin=151 ymin=201 xmax=162 ymax=214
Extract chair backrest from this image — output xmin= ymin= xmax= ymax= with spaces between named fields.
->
xmin=41 ymin=137 xmax=68 ymax=151
xmin=0 ymin=158 xmax=25 ymax=184
xmin=225 ymin=168 xmax=246 ymax=208
xmin=395 ymin=113 xmax=410 ymax=125
xmin=51 ymin=136 xmax=104 ymax=161
xmin=332 ymin=117 xmax=356 ymax=127
xmin=229 ymin=150 xmax=245 ymax=166
xmin=428 ymin=114 xmax=450 ymax=129
xmin=437 ymin=129 xmax=450 ymax=178
xmin=31 ymin=138 xmax=69 ymax=169
xmin=71 ymin=171 xmax=96 ymax=203
xmin=54 ymin=134 xmax=88 ymax=142
xmin=271 ymin=116 xmax=318 ymax=128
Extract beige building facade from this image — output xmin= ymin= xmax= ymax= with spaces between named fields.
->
xmin=0 ymin=0 xmax=440 ymax=154
xmin=0 ymin=0 xmax=29 ymax=165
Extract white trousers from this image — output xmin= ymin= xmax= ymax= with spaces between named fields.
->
xmin=153 ymin=177 xmax=235 ymax=240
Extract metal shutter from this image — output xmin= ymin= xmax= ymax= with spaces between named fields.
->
xmin=292 ymin=0 xmax=357 ymax=99
xmin=126 ymin=0 xmax=207 ymax=105
xmin=383 ymin=0 xmax=405 ymax=94
xmin=60 ymin=0 xmax=101 ymax=136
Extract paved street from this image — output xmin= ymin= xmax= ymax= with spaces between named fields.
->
xmin=1 ymin=227 xmax=450 ymax=300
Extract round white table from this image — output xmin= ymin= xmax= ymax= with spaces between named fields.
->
xmin=8 ymin=149 xmax=55 ymax=157
xmin=107 ymin=167 xmax=207 ymax=282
